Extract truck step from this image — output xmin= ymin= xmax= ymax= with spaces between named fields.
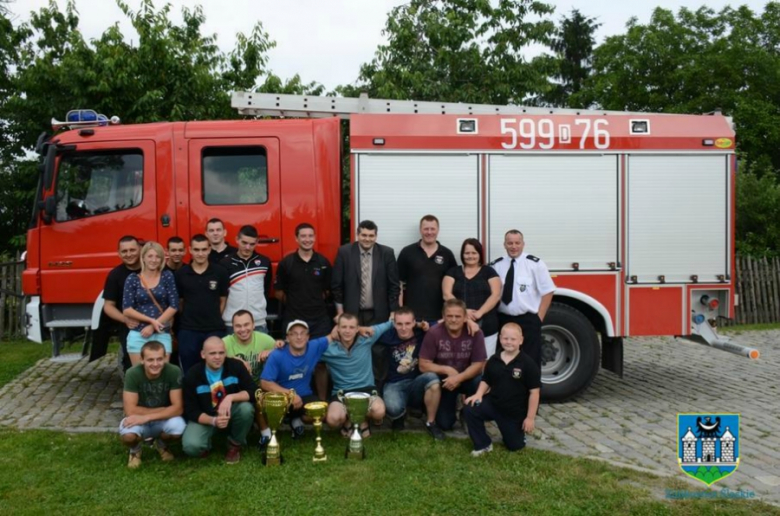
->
xmin=45 ymin=319 xmax=92 ymax=328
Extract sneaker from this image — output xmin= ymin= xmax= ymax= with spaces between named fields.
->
xmin=155 ymin=441 xmax=175 ymax=462
xmin=225 ymin=443 xmax=242 ymax=464
xmin=257 ymin=435 xmax=271 ymax=451
xmin=291 ymin=424 xmax=305 ymax=440
xmin=470 ymin=444 xmax=493 ymax=457
xmin=127 ymin=450 xmax=142 ymax=469
xmin=425 ymin=421 xmax=445 ymax=441
xmin=391 ymin=417 xmax=405 ymax=431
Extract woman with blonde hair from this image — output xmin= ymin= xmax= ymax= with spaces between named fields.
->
xmin=122 ymin=241 xmax=179 ymax=365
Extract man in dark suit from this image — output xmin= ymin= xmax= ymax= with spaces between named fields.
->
xmin=332 ymin=220 xmax=400 ymax=326
xmin=332 ymin=220 xmax=400 ymax=391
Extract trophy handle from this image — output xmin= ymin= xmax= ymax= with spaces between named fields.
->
xmin=287 ymin=388 xmax=297 ymax=408
xmin=337 ymin=389 xmax=345 ymax=404
xmin=255 ymin=388 xmax=265 ymax=407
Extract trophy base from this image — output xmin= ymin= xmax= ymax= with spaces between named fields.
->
xmin=313 ymin=454 xmax=328 ymax=463
xmin=262 ymin=453 xmax=284 ymax=466
xmin=345 ymin=447 xmax=366 ymax=460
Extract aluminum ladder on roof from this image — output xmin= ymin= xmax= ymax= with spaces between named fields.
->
xmin=230 ymin=91 xmax=656 ymax=119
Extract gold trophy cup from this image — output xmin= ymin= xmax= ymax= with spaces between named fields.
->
xmin=304 ymin=401 xmax=329 ymax=462
xmin=255 ymin=389 xmax=295 ymax=466
xmin=338 ymin=390 xmax=376 ymax=460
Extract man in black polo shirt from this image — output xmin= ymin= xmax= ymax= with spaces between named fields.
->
xmin=397 ymin=214 xmax=457 ymax=322
xmin=275 ymin=223 xmax=333 ymax=400
xmin=91 ymin=235 xmax=141 ymax=369
xmin=274 ymin=223 xmax=332 ymax=338
xmin=164 ymin=236 xmax=186 ymax=272
xmin=206 ymin=218 xmax=237 ymax=264
xmin=464 ymin=323 xmax=541 ymax=456
xmin=175 ymin=234 xmax=230 ymax=373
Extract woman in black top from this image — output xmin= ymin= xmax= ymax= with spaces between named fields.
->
xmin=442 ymin=238 xmax=502 ymax=356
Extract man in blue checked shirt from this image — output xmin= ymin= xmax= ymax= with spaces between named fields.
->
xmin=322 ymin=313 xmax=394 ymax=438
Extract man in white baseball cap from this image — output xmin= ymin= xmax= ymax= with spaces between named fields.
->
xmin=260 ymin=319 xmax=336 ymax=438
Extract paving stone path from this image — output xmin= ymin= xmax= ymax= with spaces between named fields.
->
xmin=1 ymin=331 xmax=778 ymax=504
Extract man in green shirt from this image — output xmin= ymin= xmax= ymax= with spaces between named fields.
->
xmin=222 ymin=309 xmax=281 ymax=450
xmin=119 ymin=341 xmax=185 ymax=469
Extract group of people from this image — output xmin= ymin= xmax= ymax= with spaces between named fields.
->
xmin=108 ymin=216 xmax=555 ymax=467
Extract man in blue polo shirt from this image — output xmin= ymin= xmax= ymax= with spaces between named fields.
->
xmin=260 ymin=320 xmax=334 ymax=440
xmin=322 ymin=313 xmax=393 ymax=438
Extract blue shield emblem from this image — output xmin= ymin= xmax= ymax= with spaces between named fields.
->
xmin=677 ymin=413 xmax=740 ymax=486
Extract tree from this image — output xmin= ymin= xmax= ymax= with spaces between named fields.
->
xmin=539 ymin=9 xmax=600 ymax=108
xmin=339 ymin=0 xmax=557 ymax=104
xmin=736 ymin=164 xmax=780 ymax=257
xmin=582 ymin=4 xmax=780 ymax=170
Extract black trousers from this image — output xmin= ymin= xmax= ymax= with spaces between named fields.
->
xmin=498 ymin=312 xmax=542 ymax=369
xmin=464 ymin=397 xmax=526 ymax=451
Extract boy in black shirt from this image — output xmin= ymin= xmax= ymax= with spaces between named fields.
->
xmin=464 ymin=322 xmax=540 ymax=456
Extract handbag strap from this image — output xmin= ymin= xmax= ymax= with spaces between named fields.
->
xmin=139 ymin=274 xmax=166 ymax=317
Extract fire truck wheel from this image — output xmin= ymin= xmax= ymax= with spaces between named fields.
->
xmin=540 ymin=303 xmax=600 ymax=402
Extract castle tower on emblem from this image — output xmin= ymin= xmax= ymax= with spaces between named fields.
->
xmin=682 ymin=428 xmax=697 ymax=463
xmin=720 ymin=427 xmax=735 ymax=462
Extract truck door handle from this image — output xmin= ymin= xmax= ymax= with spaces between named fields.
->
xmin=257 ymin=237 xmax=279 ymax=244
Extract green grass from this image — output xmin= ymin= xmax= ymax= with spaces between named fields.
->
xmin=0 ymin=339 xmax=777 ymax=514
xmin=0 ymin=339 xmax=50 ymax=388
xmin=721 ymin=322 xmax=780 ymax=334
xmin=0 ymin=428 xmax=776 ymax=515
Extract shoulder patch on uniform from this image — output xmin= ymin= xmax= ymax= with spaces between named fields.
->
xmin=489 ymin=257 xmax=504 ymax=266
xmin=526 ymin=255 xmax=540 ymax=262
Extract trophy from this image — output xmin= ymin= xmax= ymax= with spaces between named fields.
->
xmin=338 ymin=390 xmax=376 ymax=460
xmin=304 ymin=401 xmax=329 ymax=463
xmin=255 ymin=389 xmax=295 ymax=466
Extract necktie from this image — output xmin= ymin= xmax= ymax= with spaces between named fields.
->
xmin=360 ymin=252 xmax=371 ymax=308
xmin=502 ymin=258 xmax=515 ymax=305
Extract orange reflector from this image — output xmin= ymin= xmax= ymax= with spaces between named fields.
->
xmin=749 ymin=350 xmax=760 ymax=359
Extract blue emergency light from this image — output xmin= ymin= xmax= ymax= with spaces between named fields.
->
xmin=52 ymin=110 xmax=120 ymax=131
xmin=66 ymin=109 xmax=108 ymax=125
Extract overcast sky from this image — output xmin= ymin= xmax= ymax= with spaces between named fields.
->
xmin=10 ymin=0 xmax=771 ymax=91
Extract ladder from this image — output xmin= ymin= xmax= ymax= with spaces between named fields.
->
xmin=231 ymin=91 xmax=650 ymax=119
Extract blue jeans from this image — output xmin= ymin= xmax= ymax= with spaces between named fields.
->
xmin=126 ymin=330 xmax=172 ymax=354
xmin=383 ymin=372 xmax=439 ymax=420
xmin=119 ymin=416 xmax=186 ymax=439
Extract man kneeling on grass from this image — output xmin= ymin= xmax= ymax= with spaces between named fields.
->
xmin=119 ymin=341 xmax=186 ymax=469
xmin=464 ymin=323 xmax=540 ymax=457
xmin=182 ymin=337 xmax=258 ymax=464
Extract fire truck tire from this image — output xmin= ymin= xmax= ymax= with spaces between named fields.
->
xmin=540 ymin=303 xmax=600 ymax=402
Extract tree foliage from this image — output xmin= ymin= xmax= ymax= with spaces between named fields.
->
xmin=539 ymin=9 xmax=600 ymax=107
xmin=340 ymin=0 xmax=557 ymax=104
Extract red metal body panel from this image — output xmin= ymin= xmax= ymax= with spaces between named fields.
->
xmin=351 ymin=114 xmax=735 ymax=152
xmin=552 ymin=273 xmax=619 ymax=334
xmin=27 ymin=118 xmax=342 ymax=306
xmin=628 ymin=286 xmax=684 ymax=336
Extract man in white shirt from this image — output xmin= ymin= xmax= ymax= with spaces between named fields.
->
xmin=491 ymin=230 xmax=555 ymax=368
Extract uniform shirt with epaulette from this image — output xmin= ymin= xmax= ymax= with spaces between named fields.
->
xmin=491 ymin=252 xmax=555 ymax=316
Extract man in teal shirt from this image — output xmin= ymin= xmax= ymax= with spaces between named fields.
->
xmin=323 ymin=313 xmax=393 ymax=438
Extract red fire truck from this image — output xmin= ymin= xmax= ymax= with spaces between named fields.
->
xmin=22 ymin=92 xmax=758 ymax=401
